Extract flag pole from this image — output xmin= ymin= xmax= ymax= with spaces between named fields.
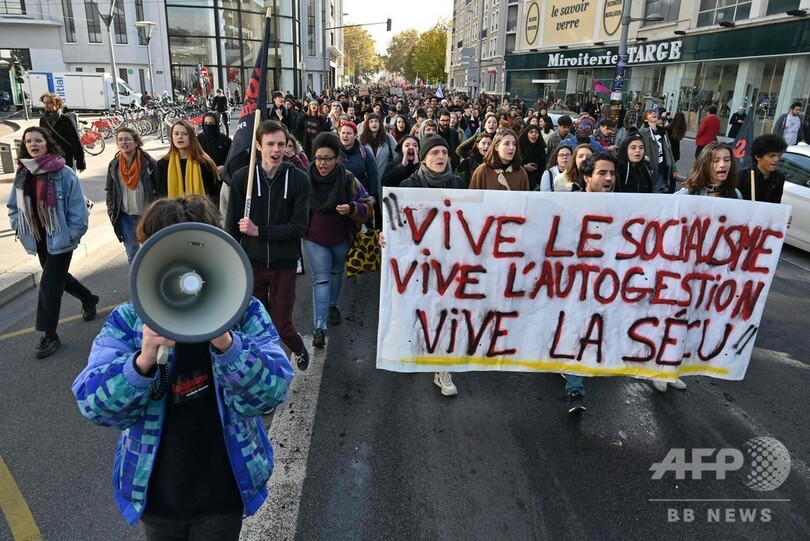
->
xmin=244 ymin=109 xmax=263 ymax=219
xmin=750 ymin=169 xmax=756 ymax=202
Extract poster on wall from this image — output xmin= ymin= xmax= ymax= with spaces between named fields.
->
xmin=517 ymin=0 xmax=625 ymax=51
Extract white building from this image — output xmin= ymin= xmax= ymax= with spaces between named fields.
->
xmin=0 ymin=0 xmax=343 ymax=108
xmin=447 ymin=0 xmax=520 ymax=95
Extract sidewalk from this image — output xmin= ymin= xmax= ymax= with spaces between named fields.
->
xmin=0 ymin=134 xmax=170 ymax=308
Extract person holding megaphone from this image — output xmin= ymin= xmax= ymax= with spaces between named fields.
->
xmin=72 ymin=195 xmax=294 ymax=538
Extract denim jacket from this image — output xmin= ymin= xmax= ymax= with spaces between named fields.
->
xmin=7 ymin=165 xmax=88 ymax=255
xmin=72 ymin=299 xmax=294 ymax=525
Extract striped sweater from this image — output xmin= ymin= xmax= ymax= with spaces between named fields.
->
xmin=72 ymin=298 xmax=294 ymax=525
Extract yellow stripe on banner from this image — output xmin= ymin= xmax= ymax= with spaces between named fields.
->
xmin=402 ymin=356 xmax=731 ymax=379
xmin=0 ymin=454 xmax=42 ymax=541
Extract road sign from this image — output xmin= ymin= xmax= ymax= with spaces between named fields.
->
xmin=200 ymin=66 xmax=209 ymax=78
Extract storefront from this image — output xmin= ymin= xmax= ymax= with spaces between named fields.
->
xmin=507 ymin=13 xmax=810 ymax=135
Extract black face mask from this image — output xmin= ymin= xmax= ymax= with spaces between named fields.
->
xmin=203 ymin=124 xmax=219 ymax=137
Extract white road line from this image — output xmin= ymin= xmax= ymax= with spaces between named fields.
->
xmin=240 ymin=336 xmax=325 ymax=541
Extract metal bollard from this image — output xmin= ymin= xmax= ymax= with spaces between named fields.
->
xmin=0 ymin=142 xmax=14 ymax=174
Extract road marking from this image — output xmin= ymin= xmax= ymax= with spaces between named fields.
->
xmin=240 ymin=336 xmax=325 ymax=541
xmin=0 ymin=454 xmax=42 ymax=541
xmin=0 ymin=305 xmax=116 ymax=342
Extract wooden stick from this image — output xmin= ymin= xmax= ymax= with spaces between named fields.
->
xmin=244 ymin=109 xmax=263 ymax=219
xmin=750 ymin=169 xmax=756 ymax=202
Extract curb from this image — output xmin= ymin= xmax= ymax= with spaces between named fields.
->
xmin=0 ymin=207 xmax=120 ymax=309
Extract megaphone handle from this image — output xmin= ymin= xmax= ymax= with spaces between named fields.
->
xmin=151 ymin=345 xmax=171 ymax=400
xmin=157 ymin=345 xmax=170 ymax=365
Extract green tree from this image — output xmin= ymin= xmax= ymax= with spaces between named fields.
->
xmin=385 ymin=29 xmax=419 ymax=80
xmin=344 ymin=26 xmax=382 ymax=80
xmin=411 ymin=22 xmax=448 ymax=84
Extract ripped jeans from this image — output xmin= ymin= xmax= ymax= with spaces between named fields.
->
xmin=303 ymin=238 xmax=351 ymax=330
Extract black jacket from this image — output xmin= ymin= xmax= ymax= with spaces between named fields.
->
xmin=155 ymin=157 xmax=219 ymax=203
xmin=198 ymin=131 xmax=232 ymax=166
xmin=400 ymin=170 xmax=466 ymax=189
xmin=105 ymin=151 xmax=158 ymax=241
xmin=225 ymin=161 xmax=310 ymax=269
xmin=438 ymin=127 xmax=460 ymax=170
xmin=40 ymin=114 xmax=85 ymax=170
xmin=381 ymin=161 xmax=419 ymax=188
xmin=738 ymin=168 xmax=786 ymax=204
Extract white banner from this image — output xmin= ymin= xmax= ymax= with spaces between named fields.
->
xmin=376 ymin=188 xmax=790 ymax=381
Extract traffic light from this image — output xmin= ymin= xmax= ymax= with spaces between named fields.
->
xmin=386 ymin=18 xmax=392 ymax=32
xmin=12 ymin=60 xmax=24 ymax=84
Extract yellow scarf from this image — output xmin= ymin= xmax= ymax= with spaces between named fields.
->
xmin=167 ymin=153 xmax=205 ymax=198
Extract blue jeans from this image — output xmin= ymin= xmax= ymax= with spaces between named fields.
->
xmin=118 ymin=212 xmax=141 ymax=264
xmin=303 ymin=238 xmax=350 ymax=330
xmin=565 ymin=374 xmax=585 ymax=397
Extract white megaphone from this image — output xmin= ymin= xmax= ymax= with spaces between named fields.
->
xmin=130 ymin=222 xmax=254 ymax=398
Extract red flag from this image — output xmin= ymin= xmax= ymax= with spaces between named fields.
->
xmin=222 ymin=11 xmax=271 ymax=184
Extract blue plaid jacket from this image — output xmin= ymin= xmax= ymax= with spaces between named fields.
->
xmin=72 ymin=299 xmax=294 ymax=526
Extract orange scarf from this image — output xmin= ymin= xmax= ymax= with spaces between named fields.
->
xmin=119 ymin=151 xmax=142 ymax=190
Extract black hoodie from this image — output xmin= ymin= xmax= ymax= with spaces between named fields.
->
xmin=225 ymin=161 xmax=310 ymax=269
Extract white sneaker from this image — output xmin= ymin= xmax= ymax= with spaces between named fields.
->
xmin=669 ymin=378 xmax=687 ymax=390
xmin=434 ymin=372 xmax=458 ymax=396
xmin=651 ymin=379 xmax=669 ymax=392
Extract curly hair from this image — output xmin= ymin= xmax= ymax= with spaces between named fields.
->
xmin=136 ymin=195 xmax=222 ymax=244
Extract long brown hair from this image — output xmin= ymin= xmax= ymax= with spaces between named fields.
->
xmin=360 ymin=112 xmax=387 ymax=149
xmin=163 ymin=120 xmax=217 ymax=174
xmin=482 ymin=129 xmax=521 ymax=168
xmin=563 ymin=143 xmax=596 ymax=189
xmin=683 ymin=142 xmax=739 ymax=194
xmin=18 ymin=127 xmax=63 ymax=162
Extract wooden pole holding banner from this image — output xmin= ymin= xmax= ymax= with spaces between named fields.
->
xmin=750 ymin=169 xmax=756 ymax=202
xmin=244 ymin=109 xmax=263 ymax=219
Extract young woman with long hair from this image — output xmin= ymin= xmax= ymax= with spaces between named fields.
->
xmin=302 ymin=99 xmax=328 ymax=157
xmin=553 ymin=143 xmax=594 ymax=191
xmin=360 ymin=112 xmax=398 ymax=181
xmin=469 ymin=129 xmax=530 ymax=191
xmin=677 ymin=141 xmax=741 ymax=199
xmin=458 ymin=132 xmax=492 ymax=186
xmin=390 ymin=114 xmax=410 ymax=143
xmin=156 ymin=120 xmax=218 ymax=202
xmin=615 ymin=132 xmax=654 ymax=193
xmin=7 ymin=127 xmax=98 ymax=358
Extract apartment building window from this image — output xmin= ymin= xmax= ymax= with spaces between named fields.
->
xmin=113 ymin=3 xmax=127 ymax=44
xmin=85 ymin=1 xmax=102 ymax=43
xmin=492 ymin=10 xmax=498 ymax=31
xmin=697 ymin=0 xmax=751 ymax=26
xmin=767 ymin=0 xmax=800 ymax=15
xmin=307 ymin=0 xmax=315 ymax=56
xmin=644 ymin=0 xmax=680 ymax=24
xmin=136 ymin=0 xmax=146 ymax=44
xmin=0 ymin=1 xmax=26 ymax=15
xmin=62 ymin=0 xmax=76 ymax=42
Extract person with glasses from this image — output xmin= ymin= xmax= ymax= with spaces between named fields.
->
xmin=469 ymin=129 xmax=530 ymax=191
xmin=105 ymin=127 xmax=158 ymax=263
xmin=304 ymin=133 xmax=373 ymax=348
xmin=537 ymin=146 xmax=572 ymax=191
xmin=738 ymin=134 xmax=788 ymax=203
xmin=7 ymin=127 xmax=98 ymax=359
xmin=226 ymin=120 xmax=312 ymax=371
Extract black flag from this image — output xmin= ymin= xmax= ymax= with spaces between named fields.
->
xmin=222 ymin=10 xmax=271 ymax=185
xmin=732 ymin=106 xmax=755 ymax=170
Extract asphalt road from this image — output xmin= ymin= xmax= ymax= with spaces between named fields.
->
xmin=0 ymin=240 xmax=809 ymax=540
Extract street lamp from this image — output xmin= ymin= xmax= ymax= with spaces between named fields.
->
xmin=135 ymin=21 xmax=157 ymax=97
xmin=609 ymin=4 xmax=663 ymax=121
xmin=98 ymin=0 xmax=121 ymax=111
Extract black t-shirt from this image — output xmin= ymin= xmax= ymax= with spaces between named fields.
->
xmin=145 ymin=342 xmax=243 ymax=519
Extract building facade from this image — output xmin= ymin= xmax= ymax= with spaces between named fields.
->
xmin=0 ymin=0 xmax=342 ymax=108
xmin=507 ymin=0 xmax=810 ymax=134
xmin=447 ymin=0 xmax=520 ymax=95
xmin=0 ymin=0 xmax=170 ymax=107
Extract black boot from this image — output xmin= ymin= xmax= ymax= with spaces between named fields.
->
xmin=82 ymin=295 xmax=99 ymax=322
xmin=36 ymin=332 xmax=61 ymax=359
